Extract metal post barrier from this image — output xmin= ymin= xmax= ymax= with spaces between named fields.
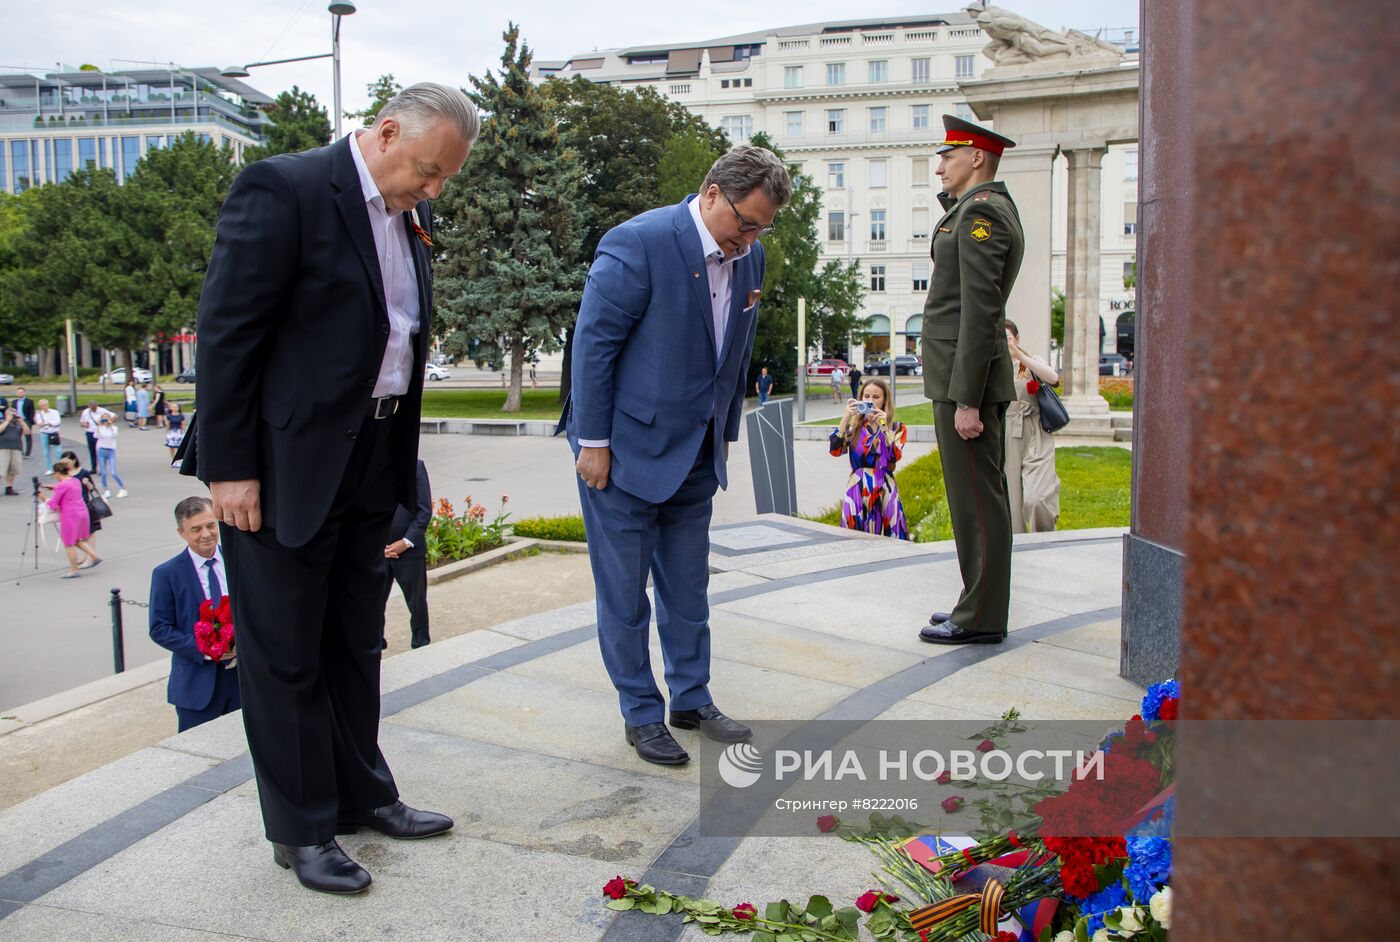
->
xmin=110 ymin=588 xmax=126 ymax=673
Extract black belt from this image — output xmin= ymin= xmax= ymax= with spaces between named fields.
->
xmin=367 ymin=395 xmax=401 ymax=420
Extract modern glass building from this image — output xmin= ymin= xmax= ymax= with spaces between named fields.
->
xmin=0 ymin=66 xmax=272 ymax=193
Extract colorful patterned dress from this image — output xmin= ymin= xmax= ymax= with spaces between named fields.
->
xmin=829 ymin=420 xmax=909 ymax=539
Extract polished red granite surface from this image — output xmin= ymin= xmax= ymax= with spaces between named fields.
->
xmin=1166 ymin=0 xmax=1400 ymax=935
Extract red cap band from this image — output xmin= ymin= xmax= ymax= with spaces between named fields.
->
xmin=940 ymin=130 xmax=1007 ymax=155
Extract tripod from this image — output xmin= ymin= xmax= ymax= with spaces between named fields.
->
xmin=15 ymin=475 xmax=43 ymax=583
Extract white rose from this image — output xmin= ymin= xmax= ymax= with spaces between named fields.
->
xmin=1092 ymin=930 xmax=1111 ymax=942
xmin=1149 ymin=886 xmax=1173 ymax=929
xmin=1118 ymin=905 xmax=1146 ymax=933
xmin=1053 ymin=933 xmax=1076 ymax=942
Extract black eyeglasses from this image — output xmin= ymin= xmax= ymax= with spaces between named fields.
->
xmin=721 ymin=190 xmax=776 ymax=237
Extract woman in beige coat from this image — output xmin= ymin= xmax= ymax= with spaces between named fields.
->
xmin=1003 ymin=320 xmax=1061 ymax=532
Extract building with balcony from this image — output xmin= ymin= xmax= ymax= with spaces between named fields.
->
xmin=0 ymin=66 xmax=271 ymax=194
xmin=542 ymin=13 xmax=1137 ymax=365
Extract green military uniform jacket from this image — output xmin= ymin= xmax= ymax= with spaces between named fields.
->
xmin=921 ymin=181 xmax=1025 ymax=406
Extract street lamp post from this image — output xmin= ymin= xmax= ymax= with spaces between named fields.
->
xmin=221 ymin=2 xmax=355 ymax=138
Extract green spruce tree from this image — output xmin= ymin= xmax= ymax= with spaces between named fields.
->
xmin=434 ymin=24 xmax=586 ymax=412
xmin=346 ymin=74 xmax=402 ymax=128
xmin=243 ymin=86 xmax=331 ymax=162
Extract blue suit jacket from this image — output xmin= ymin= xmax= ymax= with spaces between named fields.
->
xmin=149 ymin=551 xmax=226 ymax=710
xmin=562 ymin=196 xmax=765 ymax=504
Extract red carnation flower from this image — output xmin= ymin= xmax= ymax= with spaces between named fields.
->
xmin=732 ymin=903 xmax=757 ymax=921
xmin=817 ymin=814 xmax=837 ymax=833
xmin=1158 ymin=697 xmax=1179 ymax=721
xmin=995 ymin=932 xmax=1019 ymax=942
xmin=977 ymin=738 xmax=995 ymax=752
xmin=936 ymin=770 xmax=952 ymax=785
xmin=855 ymin=891 xmax=897 ymax=912
xmin=941 ymin=796 xmax=965 ymax=813
xmin=602 ymin=876 xmax=632 ymax=900
xmin=199 ymin=599 xmax=215 ymax=620
xmin=1026 ymin=379 xmax=1042 ymax=395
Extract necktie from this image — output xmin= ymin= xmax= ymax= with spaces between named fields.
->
xmin=205 ymin=557 xmax=222 ymax=602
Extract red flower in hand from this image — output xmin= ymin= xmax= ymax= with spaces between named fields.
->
xmin=199 ymin=599 xmax=215 ymax=621
xmin=602 ymin=876 xmax=632 ymax=900
xmin=977 ymin=738 xmax=996 ymax=752
xmin=855 ymin=890 xmax=897 ymax=912
xmin=1026 ymin=379 xmax=1042 ymax=395
xmin=935 ymin=770 xmax=952 ymax=785
xmin=1158 ymin=696 xmax=1179 ymax=721
xmin=732 ymin=903 xmax=757 ymax=920
xmin=941 ymin=796 xmax=965 ymax=813
xmin=816 ymin=814 xmax=837 ymax=833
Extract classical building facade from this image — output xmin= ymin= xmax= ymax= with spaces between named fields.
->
xmin=542 ymin=13 xmax=1136 ymax=367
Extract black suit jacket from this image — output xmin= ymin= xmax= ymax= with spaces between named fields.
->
xmin=13 ymin=397 xmax=35 ymax=424
xmin=187 ymin=135 xmax=434 ymax=548
xmin=390 ymin=460 xmax=431 ymax=559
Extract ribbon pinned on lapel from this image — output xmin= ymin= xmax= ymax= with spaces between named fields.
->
xmin=410 ymin=207 xmax=433 ymax=247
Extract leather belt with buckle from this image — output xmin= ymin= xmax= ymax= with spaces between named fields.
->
xmin=368 ymin=396 xmax=400 ymax=420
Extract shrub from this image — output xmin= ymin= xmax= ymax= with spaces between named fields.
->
xmin=1099 ymin=376 xmax=1134 ymax=410
xmin=511 ymin=514 xmax=587 ymax=543
xmin=425 ymin=495 xmax=510 ymax=567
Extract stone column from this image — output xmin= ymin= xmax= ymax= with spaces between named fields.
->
xmin=1062 ymin=146 xmax=1110 ymax=414
xmin=997 ymin=144 xmax=1058 ymax=359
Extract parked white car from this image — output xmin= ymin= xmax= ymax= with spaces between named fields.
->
xmin=99 ymin=367 xmax=153 ymax=384
xmin=424 ymin=364 xmax=452 ymax=381
xmin=0 ymin=373 xmax=13 ymax=385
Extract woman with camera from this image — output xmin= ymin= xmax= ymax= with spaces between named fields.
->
xmin=41 ymin=458 xmax=101 ymax=578
xmin=1004 ymin=319 xmax=1061 ymax=533
xmin=829 ymin=378 xmax=909 ymax=539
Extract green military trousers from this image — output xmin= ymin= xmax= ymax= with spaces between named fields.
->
xmin=933 ymin=401 xmax=1013 ymax=636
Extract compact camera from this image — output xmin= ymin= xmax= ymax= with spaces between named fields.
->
xmin=855 ymin=401 xmax=875 ymax=415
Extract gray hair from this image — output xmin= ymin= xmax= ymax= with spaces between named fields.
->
xmin=376 ymin=82 xmax=480 ymax=146
xmin=174 ymin=496 xmax=214 ymax=526
xmin=701 ymin=145 xmax=793 ymax=208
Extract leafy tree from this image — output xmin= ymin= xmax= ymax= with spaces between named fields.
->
xmin=541 ymin=77 xmax=727 ymax=399
xmin=434 ymin=24 xmax=586 ymax=412
xmin=744 ymin=132 xmax=865 ymax=390
xmin=1050 ymin=286 xmax=1065 ymax=348
xmin=657 ymin=129 xmax=724 ymax=205
xmin=0 ymin=189 xmax=64 ymax=360
xmin=347 ymin=73 xmax=401 ymax=128
xmin=243 ymin=86 xmax=330 ymax=161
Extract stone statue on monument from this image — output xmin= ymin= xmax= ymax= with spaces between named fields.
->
xmin=967 ymin=5 xmax=1124 ymax=66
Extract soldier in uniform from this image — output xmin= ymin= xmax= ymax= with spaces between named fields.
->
xmin=918 ymin=115 xmax=1025 ymax=645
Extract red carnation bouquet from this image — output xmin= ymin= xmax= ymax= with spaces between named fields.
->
xmin=194 ymin=596 xmax=235 ymax=662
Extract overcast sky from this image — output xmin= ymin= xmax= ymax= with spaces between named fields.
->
xmin=5 ymin=1 xmax=1138 ymax=118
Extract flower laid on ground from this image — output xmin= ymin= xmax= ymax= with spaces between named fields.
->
xmin=603 ymin=876 xmax=632 ymax=900
xmin=940 ymin=796 xmax=964 ymax=813
xmin=976 ymin=738 xmax=996 ymax=752
xmin=817 ymin=814 xmax=837 ymax=832
xmin=732 ymin=902 xmax=756 ymax=920
xmin=935 ymin=770 xmax=952 ymax=784
xmin=854 ymin=890 xmax=898 ymax=912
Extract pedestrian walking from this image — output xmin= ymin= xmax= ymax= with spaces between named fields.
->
xmin=136 ymin=383 xmax=152 ymax=430
xmin=40 ymin=458 xmax=101 ymax=578
xmin=755 ymin=366 xmax=774 ymax=404
xmin=848 ymin=366 xmax=863 ymax=400
xmin=165 ymin=401 xmax=187 ymax=461
xmin=94 ymin=413 xmax=128 ymax=498
xmin=61 ymin=450 xmax=106 ymax=548
xmin=152 ymin=383 xmax=168 ymax=429
xmin=830 ymin=365 xmax=845 ymax=403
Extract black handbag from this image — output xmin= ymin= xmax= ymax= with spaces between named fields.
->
xmin=1035 ymin=380 xmax=1071 ymax=433
xmin=88 ymin=490 xmax=113 ymax=522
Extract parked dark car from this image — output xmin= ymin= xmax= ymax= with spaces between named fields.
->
xmin=175 ymin=366 xmax=197 ymax=383
xmin=864 ymin=355 xmax=923 ymax=376
xmin=1099 ymin=353 xmax=1129 ymax=376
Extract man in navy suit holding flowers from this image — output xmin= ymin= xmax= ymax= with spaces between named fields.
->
xmin=149 ymin=496 xmax=241 ymax=732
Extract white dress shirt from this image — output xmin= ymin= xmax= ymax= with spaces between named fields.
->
xmin=187 ymin=546 xmax=228 ymax=601
xmin=349 ymin=130 xmax=421 ymax=399
xmin=577 ymin=195 xmax=750 ymax=449
xmin=79 ymin=407 xmax=114 ymax=432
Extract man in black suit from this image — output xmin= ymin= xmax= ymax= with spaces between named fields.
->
xmin=11 ymin=387 xmax=35 ymax=458
xmin=188 ymin=84 xmax=478 ymax=895
xmin=383 ymin=459 xmax=432 ymax=649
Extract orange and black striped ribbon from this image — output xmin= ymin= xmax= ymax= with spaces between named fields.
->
xmin=907 ymin=878 xmax=1006 ymax=936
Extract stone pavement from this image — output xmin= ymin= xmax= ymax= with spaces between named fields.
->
xmin=0 ymin=517 xmax=1136 ymax=941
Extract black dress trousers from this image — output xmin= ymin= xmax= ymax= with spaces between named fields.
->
xmin=385 ymin=554 xmax=431 ymax=648
xmin=222 ymin=411 xmax=401 ymax=845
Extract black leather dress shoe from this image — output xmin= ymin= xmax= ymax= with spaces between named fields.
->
xmin=272 ymin=840 xmax=372 ymax=894
xmin=928 ymin=611 xmax=952 ymax=625
xmin=337 ymin=800 xmax=453 ymax=839
xmin=919 ymin=620 xmax=1006 ymax=645
xmin=670 ymin=703 xmax=753 ymax=743
xmin=625 ymin=722 xmax=690 ymax=766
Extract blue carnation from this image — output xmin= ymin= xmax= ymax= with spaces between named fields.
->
xmin=1080 ymin=881 xmax=1128 ymax=933
xmin=1125 ymin=835 xmax=1173 ymax=901
xmin=1130 ymin=796 xmax=1176 ymax=839
xmin=1141 ymin=679 xmax=1180 ymax=721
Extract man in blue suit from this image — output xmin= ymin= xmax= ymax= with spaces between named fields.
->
xmin=561 ymin=146 xmax=791 ymax=766
xmin=149 ymin=496 xmax=241 ymax=732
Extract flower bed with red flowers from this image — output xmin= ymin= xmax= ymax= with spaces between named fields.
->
xmin=424 ymin=494 xmax=510 ymax=568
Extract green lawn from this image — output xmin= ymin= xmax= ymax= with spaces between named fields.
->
xmin=805 ymin=445 xmax=1130 ymax=541
xmin=420 ymin=388 xmax=566 ymax=420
